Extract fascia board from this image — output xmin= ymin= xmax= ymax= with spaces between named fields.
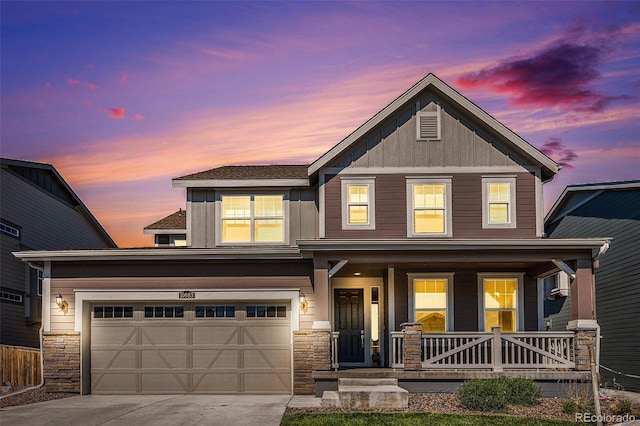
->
xmin=13 ymin=247 xmax=304 ymax=262
xmin=296 ymin=238 xmax=609 ymax=252
xmin=172 ymin=179 xmax=309 ymax=188
xmin=142 ymin=228 xmax=186 ymax=235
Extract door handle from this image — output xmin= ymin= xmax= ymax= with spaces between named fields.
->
xmin=361 ymin=330 xmax=365 ymax=346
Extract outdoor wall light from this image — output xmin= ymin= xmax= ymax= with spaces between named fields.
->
xmin=299 ymin=291 xmax=308 ymax=313
xmin=55 ymin=293 xmax=68 ymax=313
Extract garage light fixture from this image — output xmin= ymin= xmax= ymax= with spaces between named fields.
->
xmin=55 ymin=293 xmax=68 ymax=313
xmin=299 ymin=291 xmax=308 ymax=313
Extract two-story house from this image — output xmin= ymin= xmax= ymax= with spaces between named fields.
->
xmin=1 ymin=158 xmax=116 ymax=348
xmin=14 ymin=74 xmax=608 ymax=396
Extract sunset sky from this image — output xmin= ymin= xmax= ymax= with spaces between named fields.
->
xmin=2 ymin=1 xmax=638 ymax=247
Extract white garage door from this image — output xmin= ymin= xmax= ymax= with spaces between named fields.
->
xmin=90 ymin=303 xmax=291 ymax=394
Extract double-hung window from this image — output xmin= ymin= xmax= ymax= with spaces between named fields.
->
xmin=478 ymin=274 xmax=524 ymax=332
xmin=407 ymin=178 xmax=452 ymax=237
xmin=482 ymin=177 xmax=516 ymax=229
xmin=221 ymin=194 xmax=285 ymax=243
xmin=409 ymin=274 xmax=454 ymax=332
xmin=341 ymin=178 xmax=375 ymax=230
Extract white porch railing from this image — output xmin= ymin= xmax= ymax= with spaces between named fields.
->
xmin=330 ymin=331 xmax=340 ymax=370
xmin=391 ymin=328 xmax=575 ymax=370
xmin=391 ymin=331 xmax=404 ymax=369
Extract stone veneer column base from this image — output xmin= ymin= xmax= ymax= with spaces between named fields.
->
xmin=42 ymin=332 xmax=81 ymax=393
xmin=401 ymin=322 xmax=423 ymax=371
xmin=567 ymin=320 xmax=599 ymax=372
xmin=293 ymin=329 xmax=331 ymax=395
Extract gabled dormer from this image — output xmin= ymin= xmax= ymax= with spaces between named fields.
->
xmin=171 ymin=165 xmax=317 ymax=248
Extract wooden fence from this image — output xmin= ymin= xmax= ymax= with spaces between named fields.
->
xmin=1 ymin=345 xmax=41 ymax=387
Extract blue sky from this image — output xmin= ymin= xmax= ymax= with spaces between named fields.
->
xmin=2 ymin=1 xmax=638 ymax=246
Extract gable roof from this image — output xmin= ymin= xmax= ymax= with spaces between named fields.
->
xmin=143 ymin=209 xmax=187 ymax=232
xmin=1 ymin=157 xmax=117 ymax=248
xmin=173 ymin=165 xmax=310 ymax=188
xmin=308 ymin=73 xmax=559 ymax=181
xmin=545 ymin=180 xmax=640 ymax=225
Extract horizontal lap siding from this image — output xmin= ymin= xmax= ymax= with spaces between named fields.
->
xmin=545 ymin=189 xmax=640 ymax=391
xmin=325 ymin=172 xmax=537 ymax=238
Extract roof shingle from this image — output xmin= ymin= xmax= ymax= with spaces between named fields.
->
xmin=175 ymin=165 xmax=309 ymax=181
xmin=144 ymin=209 xmax=187 ymax=230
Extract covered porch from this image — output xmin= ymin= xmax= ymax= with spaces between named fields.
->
xmin=296 ymin=238 xmax=608 ymax=395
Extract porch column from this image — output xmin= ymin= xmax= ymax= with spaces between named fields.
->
xmin=569 ymin=259 xmax=596 ymax=321
xmin=311 ymin=258 xmax=331 ymax=372
xmin=312 ymin=258 xmax=330 ymax=329
xmin=567 ymin=259 xmax=599 ymax=371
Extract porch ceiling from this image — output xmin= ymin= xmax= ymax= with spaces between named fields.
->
xmin=331 ymin=259 xmax=558 ymax=279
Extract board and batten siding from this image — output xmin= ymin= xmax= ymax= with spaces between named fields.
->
xmin=324 ymin=172 xmax=537 ymax=239
xmin=187 ymin=187 xmax=318 ymax=248
xmin=545 ymin=188 xmax=640 ymax=391
xmin=331 ymin=95 xmax=532 ymax=170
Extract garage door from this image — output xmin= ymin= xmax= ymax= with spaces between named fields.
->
xmin=90 ymin=303 xmax=291 ymax=394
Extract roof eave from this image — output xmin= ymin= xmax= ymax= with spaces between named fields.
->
xmin=172 ymin=178 xmax=310 ymax=188
xmin=13 ymin=247 xmax=304 ymax=262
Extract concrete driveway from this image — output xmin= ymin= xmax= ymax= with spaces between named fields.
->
xmin=0 ymin=394 xmax=292 ymax=426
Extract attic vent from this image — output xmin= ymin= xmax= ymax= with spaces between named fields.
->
xmin=416 ymin=108 xmax=441 ymax=141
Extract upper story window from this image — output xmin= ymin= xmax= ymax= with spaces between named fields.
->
xmin=409 ymin=273 xmax=454 ymax=332
xmin=341 ymin=178 xmax=375 ymax=230
xmin=478 ymin=274 xmax=524 ymax=332
xmin=221 ymin=194 xmax=285 ymax=243
xmin=0 ymin=220 xmax=20 ymax=239
xmin=482 ymin=177 xmax=516 ymax=229
xmin=406 ymin=178 xmax=452 ymax=237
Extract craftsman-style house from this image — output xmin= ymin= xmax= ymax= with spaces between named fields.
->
xmin=15 ymin=74 xmax=608 ymax=396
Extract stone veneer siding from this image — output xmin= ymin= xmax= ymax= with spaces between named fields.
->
xmin=293 ymin=330 xmax=331 ymax=394
xmin=573 ymin=329 xmax=598 ymax=371
xmin=43 ymin=332 xmax=81 ymax=393
xmin=401 ymin=323 xmax=423 ymax=371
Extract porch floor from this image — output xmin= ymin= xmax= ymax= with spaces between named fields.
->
xmin=313 ymin=368 xmax=590 ymax=381
xmin=312 ymin=368 xmax=591 ymax=397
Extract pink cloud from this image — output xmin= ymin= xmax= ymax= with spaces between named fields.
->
xmin=105 ymin=107 xmax=125 ymax=119
xmin=119 ymin=73 xmax=128 ymax=85
xmin=133 ymin=113 xmax=144 ymax=121
xmin=455 ymin=26 xmax=632 ymax=112
xmin=538 ymin=137 xmax=578 ymax=169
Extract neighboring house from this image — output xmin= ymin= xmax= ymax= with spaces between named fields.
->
xmin=14 ymin=74 xmax=608 ymax=396
xmin=1 ymin=158 xmax=116 ymax=348
xmin=544 ymin=181 xmax=640 ymax=392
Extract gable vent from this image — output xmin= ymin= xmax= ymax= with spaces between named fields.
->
xmin=417 ymin=108 xmax=441 ymax=141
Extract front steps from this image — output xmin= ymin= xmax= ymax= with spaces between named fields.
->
xmin=321 ymin=378 xmax=408 ymax=409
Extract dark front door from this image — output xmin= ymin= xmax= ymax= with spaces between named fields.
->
xmin=334 ymin=288 xmax=364 ymax=363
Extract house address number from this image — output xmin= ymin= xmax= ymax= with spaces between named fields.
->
xmin=179 ymin=291 xmax=196 ymax=299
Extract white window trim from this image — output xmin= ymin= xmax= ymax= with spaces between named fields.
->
xmin=215 ymin=192 xmax=290 ymax=245
xmin=341 ymin=178 xmax=376 ymax=230
xmin=406 ymin=177 xmax=452 ymax=238
xmin=1 ymin=290 xmax=23 ymax=303
xmin=477 ymin=273 xmax=525 ymax=332
xmin=482 ymin=176 xmax=517 ymax=229
xmin=0 ymin=221 xmax=20 ymax=238
xmin=408 ymin=273 xmax=455 ymax=332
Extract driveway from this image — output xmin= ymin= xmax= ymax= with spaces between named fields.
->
xmin=0 ymin=394 xmax=291 ymax=426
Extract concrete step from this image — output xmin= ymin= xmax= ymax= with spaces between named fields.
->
xmin=337 ymin=378 xmax=398 ymax=387
xmin=321 ymin=378 xmax=408 ymax=409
